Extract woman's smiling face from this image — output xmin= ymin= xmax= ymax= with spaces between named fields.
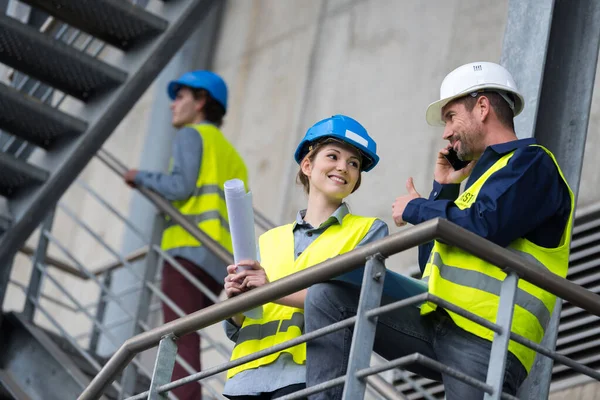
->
xmin=302 ymin=142 xmax=362 ymax=201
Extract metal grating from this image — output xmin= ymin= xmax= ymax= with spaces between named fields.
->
xmin=0 ymin=152 xmax=48 ymax=198
xmin=551 ymin=205 xmax=600 ymax=387
xmin=20 ymin=0 xmax=168 ymax=51
xmin=0 ymin=14 xmax=127 ymax=102
xmin=0 ymin=83 xmax=87 ymax=149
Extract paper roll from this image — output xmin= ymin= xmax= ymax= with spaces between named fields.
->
xmin=224 ymin=179 xmax=263 ymax=319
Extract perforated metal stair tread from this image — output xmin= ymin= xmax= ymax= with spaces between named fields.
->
xmin=0 ymin=14 xmax=127 ymax=102
xmin=0 ymin=83 xmax=88 ymax=149
xmin=0 ymin=153 xmax=49 ymax=198
xmin=20 ymin=0 xmax=168 ymax=51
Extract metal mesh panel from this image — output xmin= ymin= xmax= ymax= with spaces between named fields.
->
xmin=19 ymin=0 xmax=167 ymax=50
xmin=0 ymin=14 xmax=127 ymax=101
xmin=0 ymin=84 xmax=87 ymax=148
xmin=552 ymin=209 xmax=600 ymax=385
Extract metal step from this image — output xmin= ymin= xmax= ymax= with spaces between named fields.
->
xmin=0 ymin=83 xmax=87 ymax=149
xmin=0 ymin=369 xmax=32 ymax=400
xmin=0 ymin=0 xmax=220 ymax=266
xmin=41 ymin=327 xmax=151 ymax=397
xmin=0 ymin=14 xmax=127 ymax=102
xmin=0 ymin=153 xmax=48 ymax=198
xmin=0 ymin=312 xmax=92 ymax=400
xmin=19 ymin=0 xmax=168 ymax=51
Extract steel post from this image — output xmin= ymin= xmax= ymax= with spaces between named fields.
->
xmin=484 ymin=272 xmax=518 ymax=400
xmin=148 ymin=335 xmax=178 ymax=400
xmin=502 ymin=0 xmax=600 ymax=397
xmin=23 ymin=208 xmax=55 ymax=321
xmin=342 ymin=254 xmax=386 ymax=400
xmin=120 ymin=214 xmax=165 ymax=399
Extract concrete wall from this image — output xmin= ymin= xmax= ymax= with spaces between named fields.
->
xmin=215 ymin=0 xmax=506 ymax=271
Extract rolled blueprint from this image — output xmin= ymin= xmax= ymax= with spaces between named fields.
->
xmin=224 ymin=178 xmax=263 ymax=319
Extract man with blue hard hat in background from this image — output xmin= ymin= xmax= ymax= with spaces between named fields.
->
xmin=125 ymin=70 xmax=248 ymax=400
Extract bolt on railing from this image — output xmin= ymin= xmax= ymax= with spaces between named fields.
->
xmin=78 ymin=218 xmax=600 ymax=400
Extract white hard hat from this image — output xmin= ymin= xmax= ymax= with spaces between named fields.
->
xmin=425 ymin=61 xmax=525 ymax=126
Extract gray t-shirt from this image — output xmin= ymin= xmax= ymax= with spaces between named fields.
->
xmin=223 ymin=203 xmax=389 ymax=396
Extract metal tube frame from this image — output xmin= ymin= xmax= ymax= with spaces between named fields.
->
xmin=23 ymin=208 xmax=56 ymax=321
xmin=342 ymin=254 xmax=386 ymax=399
xmin=484 ymin=272 xmax=519 ymax=399
xmin=78 ymin=219 xmax=600 ymax=400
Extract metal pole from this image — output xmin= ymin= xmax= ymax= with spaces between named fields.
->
xmin=89 ymin=271 xmax=113 ymax=354
xmin=120 ymin=214 xmax=165 ymax=399
xmin=23 ymin=208 xmax=55 ymax=321
xmin=148 ymin=335 xmax=178 ymax=400
xmin=342 ymin=254 xmax=386 ymax=399
xmin=502 ymin=0 xmax=600 ymax=398
xmin=484 ymin=272 xmax=518 ymax=400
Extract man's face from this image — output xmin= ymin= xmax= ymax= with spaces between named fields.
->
xmin=441 ymin=99 xmax=485 ymax=161
xmin=170 ymin=87 xmax=203 ymax=128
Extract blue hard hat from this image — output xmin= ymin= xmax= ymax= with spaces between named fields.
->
xmin=167 ymin=70 xmax=228 ymax=112
xmin=294 ymin=115 xmax=379 ymax=172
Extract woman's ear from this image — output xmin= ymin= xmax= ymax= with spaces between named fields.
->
xmin=300 ymin=157 xmax=312 ymax=178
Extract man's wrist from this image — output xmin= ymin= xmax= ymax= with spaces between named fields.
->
xmin=402 ymin=197 xmax=427 ymax=225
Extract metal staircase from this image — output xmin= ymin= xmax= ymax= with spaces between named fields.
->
xmin=0 ymin=0 xmax=218 ymax=282
xmin=0 ymin=1 xmax=226 ymax=399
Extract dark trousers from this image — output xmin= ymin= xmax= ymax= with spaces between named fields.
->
xmin=161 ymin=257 xmax=222 ymax=400
xmin=225 ymin=383 xmax=307 ymax=400
xmin=305 ymin=282 xmax=527 ymax=400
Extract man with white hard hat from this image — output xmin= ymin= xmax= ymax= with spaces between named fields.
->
xmin=306 ymin=62 xmax=574 ymax=399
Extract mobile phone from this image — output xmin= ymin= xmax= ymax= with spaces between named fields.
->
xmin=443 ymin=148 xmax=470 ymax=171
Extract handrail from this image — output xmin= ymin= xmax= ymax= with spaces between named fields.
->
xmin=17 ymin=244 xmax=150 ymax=279
xmin=90 ymin=245 xmax=149 ymax=276
xmin=18 ymin=244 xmax=86 ymax=279
xmin=97 ymin=148 xmax=234 ymax=265
xmin=78 ymin=218 xmax=600 ymax=399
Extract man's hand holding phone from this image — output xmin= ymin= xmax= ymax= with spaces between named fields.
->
xmin=435 ymin=146 xmax=474 ymax=184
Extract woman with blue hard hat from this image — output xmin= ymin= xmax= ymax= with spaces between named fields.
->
xmin=221 ymin=114 xmax=388 ymax=399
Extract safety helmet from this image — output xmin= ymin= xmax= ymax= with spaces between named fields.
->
xmin=425 ymin=62 xmax=524 ymax=126
xmin=167 ymin=70 xmax=228 ymax=112
xmin=294 ymin=115 xmax=379 ymax=172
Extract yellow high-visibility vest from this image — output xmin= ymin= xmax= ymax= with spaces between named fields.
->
xmin=421 ymin=145 xmax=574 ymax=372
xmin=227 ymin=214 xmax=376 ymax=379
xmin=161 ymin=123 xmax=248 ymax=253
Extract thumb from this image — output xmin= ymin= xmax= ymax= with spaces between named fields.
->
xmin=406 ymin=177 xmax=420 ymax=196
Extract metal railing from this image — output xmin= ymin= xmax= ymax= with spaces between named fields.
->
xmin=8 ymin=143 xmax=279 ymax=399
xmin=78 ymin=218 xmax=600 ymax=400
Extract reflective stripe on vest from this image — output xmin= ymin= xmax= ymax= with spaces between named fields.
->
xmin=421 ymin=144 xmax=574 ymax=373
xmin=161 ymin=124 xmax=248 ymax=253
xmin=424 ymin=252 xmax=551 ymax=329
xmin=235 ymin=312 xmax=304 ymax=347
xmin=164 ymin=210 xmax=230 ymax=232
xmin=227 ymin=214 xmax=377 ymax=379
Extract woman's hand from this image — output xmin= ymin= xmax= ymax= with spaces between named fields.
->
xmin=232 ymin=260 xmax=270 ymax=290
xmin=224 ymin=263 xmax=246 ymax=298
xmin=224 ymin=260 xmax=270 ymax=298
